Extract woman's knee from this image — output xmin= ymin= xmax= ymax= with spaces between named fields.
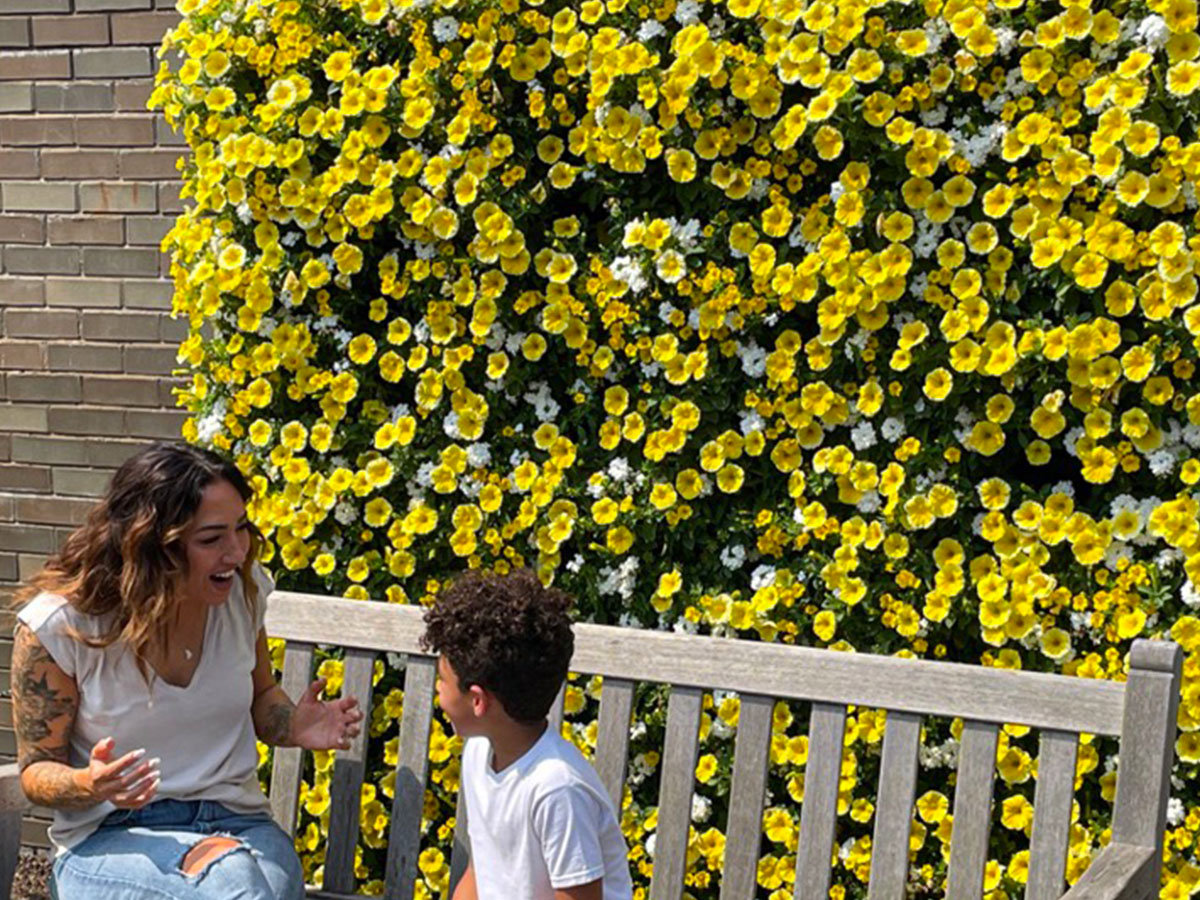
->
xmin=178 ymin=835 xmax=277 ymax=899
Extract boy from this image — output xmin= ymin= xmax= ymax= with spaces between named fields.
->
xmin=421 ymin=568 xmax=634 ymax=900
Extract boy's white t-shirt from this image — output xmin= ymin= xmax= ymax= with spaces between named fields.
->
xmin=14 ymin=564 xmax=274 ymax=854
xmin=462 ymin=726 xmax=633 ymax=899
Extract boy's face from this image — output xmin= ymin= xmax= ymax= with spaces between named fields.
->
xmin=436 ymin=655 xmax=482 ymax=737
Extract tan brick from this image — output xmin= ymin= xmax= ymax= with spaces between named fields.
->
xmin=80 ymin=181 xmax=156 ymax=213
xmin=73 ymin=47 xmax=151 ymax=78
xmin=159 ymin=316 xmax=186 ymax=342
xmin=46 ymin=216 xmax=123 ymax=246
xmin=114 ymin=80 xmax=153 ymax=111
xmin=118 ymin=149 xmax=184 ymax=180
xmin=77 ymin=0 xmax=152 ymax=9
xmin=0 ymin=150 xmax=38 ymax=179
xmin=0 ymin=342 xmax=44 ymax=370
xmin=45 ymin=278 xmax=122 ymax=308
xmin=83 ymin=247 xmax=159 ymax=278
xmin=0 ymin=277 xmax=45 ymax=306
xmin=46 ymin=405 xmax=126 ymax=436
xmin=122 ymin=279 xmax=171 ymax=308
xmin=76 ymin=116 xmax=154 ymax=146
xmin=4 ymin=310 xmax=78 ymax=340
xmin=6 ymin=373 xmax=80 ymax=403
xmin=158 ymin=377 xmax=184 ymax=406
xmin=3 ymin=246 xmax=79 ymax=275
xmin=47 ymin=343 xmax=122 ymax=373
xmin=34 ymin=82 xmax=114 ymax=112
xmin=125 ymin=216 xmax=171 ymax=246
xmin=0 ymin=434 xmax=9 ymax=461
xmin=41 ymin=149 xmax=119 ymax=180
xmin=158 ymin=182 xmax=184 ymax=213
xmin=123 ymin=344 xmax=176 ymax=375
xmin=0 ymin=19 xmax=31 ymax=48
xmin=86 ymin=439 xmax=142 ymax=468
xmin=111 ymin=10 xmax=179 ymax=44
xmin=2 ymin=181 xmax=76 ymax=212
xmin=15 ymin=496 xmax=92 ymax=526
xmin=81 ymin=310 xmax=159 ymax=341
xmin=0 ymin=84 xmax=33 ymax=113
xmin=4 ymin=0 xmax=71 ymax=11
xmin=51 ymin=467 xmax=110 ymax=497
xmin=0 ymin=496 xmax=11 ymax=521
xmin=0 ymin=216 xmax=44 ymax=244
xmin=0 ymin=554 xmax=17 ymax=582
xmin=18 ymin=552 xmax=50 ymax=581
xmin=0 ymin=523 xmax=56 ymax=553
xmin=0 ymin=115 xmax=73 ymax=146
xmin=126 ymin=408 xmax=186 ymax=438
xmin=10 ymin=434 xmax=87 ymax=465
xmin=0 ymin=50 xmax=70 ymax=81
xmin=83 ymin=374 xmax=160 ymax=406
xmin=0 ymin=404 xmax=48 ymax=433
xmin=155 ymin=117 xmax=186 ymax=147
xmin=32 ymin=14 xmax=110 ymax=46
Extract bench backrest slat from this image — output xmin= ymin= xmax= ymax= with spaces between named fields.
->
xmin=324 ymin=648 xmax=376 ymax=895
xmin=648 ymin=685 xmax=703 ymax=900
xmin=450 ymin=770 xmax=470 ymax=890
xmin=1025 ymin=730 xmax=1077 ymax=900
xmin=866 ymin=710 xmax=922 ymax=900
xmin=265 ymin=594 xmax=1126 ymax=735
xmin=548 ymin=682 xmax=567 ymax=736
xmin=383 ymin=656 xmax=436 ymax=900
xmin=1111 ymin=641 xmax=1183 ymax=870
xmin=718 ymin=693 xmax=773 ymax=900
xmin=594 ymin=677 xmax=635 ymax=812
xmin=946 ymin=720 xmax=1000 ymax=900
xmin=270 ymin=642 xmax=314 ymax=833
xmin=793 ymin=702 xmax=847 ymax=900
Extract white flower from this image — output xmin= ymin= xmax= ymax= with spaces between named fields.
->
xmin=334 ymin=500 xmax=357 ymax=525
xmin=720 ymin=544 xmax=746 ymax=569
xmin=655 ymin=249 xmax=686 ymax=283
xmin=881 ymin=417 xmax=906 ymax=442
xmin=1167 ymin=797 xmax=1185 ymax=826
xmin=851 ymin=421 xmax=877 ymax=451
xmin=673 ymin=0 xmax=701 ymax=23
xmin=1182 ymin=580 xmax=1200 ymax=609
xmin=466 ymin=442 xmax=491 ymax=468
xmin=750 ymin=564 xmax=776 ymax=590
xmin=637 ymin=19 xmax=666 ymax=41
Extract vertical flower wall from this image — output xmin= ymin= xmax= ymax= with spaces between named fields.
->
xmin=150 ymin=0 xmax=1200 ymax=894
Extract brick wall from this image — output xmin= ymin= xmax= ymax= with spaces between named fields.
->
xmin=0 ymin=0 xmax=187 ymax=852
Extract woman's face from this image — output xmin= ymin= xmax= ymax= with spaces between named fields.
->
xmin=182 ymin=478 xmax=251 ymax=608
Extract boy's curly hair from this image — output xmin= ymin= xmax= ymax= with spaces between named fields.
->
xmin=421 ymin=568 xmax=574 ymax=725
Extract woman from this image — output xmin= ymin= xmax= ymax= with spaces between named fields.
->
xmin=11 ymin=441 xmax=363 ymax=899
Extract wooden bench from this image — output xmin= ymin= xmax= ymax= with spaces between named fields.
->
xmin=0 ymin=590 xmax=1182 ymax=900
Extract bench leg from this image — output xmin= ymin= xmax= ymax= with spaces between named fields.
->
xmin=0 ymin=808 xmax=22 ymax=900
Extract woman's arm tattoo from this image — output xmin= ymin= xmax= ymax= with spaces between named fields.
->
xmin=11 ymin=625 xmax=74 ymax=771
xmin=252 ymin=686 xmax=295 ymax=746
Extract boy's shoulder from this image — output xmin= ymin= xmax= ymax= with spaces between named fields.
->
xmin=464 ymin=730 xmax=600 ymax=795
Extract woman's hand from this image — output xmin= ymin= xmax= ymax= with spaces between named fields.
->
xmin=289 ymin=678 xmax=364 ymax=751
xmin=82 ymin=737 xmax=160 ymax=809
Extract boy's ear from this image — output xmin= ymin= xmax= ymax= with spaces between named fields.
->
xmin=467 ymin=683 xmax=489 ymax=719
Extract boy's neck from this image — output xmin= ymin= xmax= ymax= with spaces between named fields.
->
xmin=487 ymin=718 xmax=549 ymax=772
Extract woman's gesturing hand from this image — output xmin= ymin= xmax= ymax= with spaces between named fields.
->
xmin=83 ymin=737 xmax=160 ymax=809
xmin=290 ymin=678 xmax=364 ymax=751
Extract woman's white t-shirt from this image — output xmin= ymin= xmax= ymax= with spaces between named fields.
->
xmin=15 ymin=564 xmax=275 ymax=854
xmin=462 ymin=727 xmax=634 ymax=899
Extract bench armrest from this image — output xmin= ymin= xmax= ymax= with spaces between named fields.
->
xmin=0 ymin=763 xmax=30 ymax=813
xmin=1059 ymin=842 xmax=1157 ymax=900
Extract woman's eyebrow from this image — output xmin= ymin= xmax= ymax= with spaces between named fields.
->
xmin=196 ymin=516 xmax=249 ymax=533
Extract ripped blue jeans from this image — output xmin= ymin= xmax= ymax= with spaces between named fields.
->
xmin=50 ymin=799 xmax=305 ymax=900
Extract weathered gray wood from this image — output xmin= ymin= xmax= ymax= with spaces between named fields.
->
xmin=265 ymin=593 xmax=1126 ymax=734
xmin=946 ymin=720 xmax=1000 ymax=900
xmin=0 ymin=763 xmax=29 ymax=813
xmin=323 ymin=649 xmax=376 ymax=896
xmin=269 ymin=642 xmax=314 ymax=833
xmin=1112 ymin=639 xmax=1183 ymax=888
xmin=1025 ymin=730 xmax=1078 ymax=900
xmin=793 ymin=702 xmax=847 ymax=900
xmin=384 ymin=656 xmax=436 ymax=900
xmin=449 ymin=777 xmax=470 ymax=895
xmin=594 ymin=677 xmax=634 ymax=812
xmin=719 ymin=694 xmax=773 ymax=900
xmin=548 ymin=681 xmax=566 ymax=736
xmin=649 ymin=685 xmax=702 ymax=900
xmin=1058 ymin=842 xmax=1157 ymax=900
xmin=867 ymin=711 xmax=922 ymax=900
xmin=0 ymin=809 xmax=19 ymax=900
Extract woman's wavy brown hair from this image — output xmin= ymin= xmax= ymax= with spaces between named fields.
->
xmin=15 ymin=441 xmax=264 ymax=681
